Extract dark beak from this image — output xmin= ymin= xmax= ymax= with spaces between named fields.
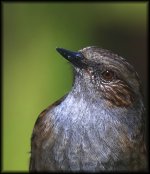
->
xmin=56 ymin=48 xmax=85 ymax=68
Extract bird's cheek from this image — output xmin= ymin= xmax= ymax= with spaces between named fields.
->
xmin=100 ymin=83 xmax=134 ymax=108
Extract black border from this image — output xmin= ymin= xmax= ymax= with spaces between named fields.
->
xmin=1 ymin=0 xmax=149 ymax=173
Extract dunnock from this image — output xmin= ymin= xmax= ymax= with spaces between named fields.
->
xmin=29 ymin=46 xmax=147 ymax=172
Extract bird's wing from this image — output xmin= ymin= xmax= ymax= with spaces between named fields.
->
xmin=29 ymin=94 xmax=68 ymax=171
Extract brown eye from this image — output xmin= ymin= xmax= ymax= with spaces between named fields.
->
xmin=101 ymin=70 xmax=115 ymax=82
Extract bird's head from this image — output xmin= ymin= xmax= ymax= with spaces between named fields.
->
xmin=56 ymin=46 xmax=143 ymax=108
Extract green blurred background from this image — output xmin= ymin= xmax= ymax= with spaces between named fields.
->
xmin=2 ymin=2 xmax=147 ymax=172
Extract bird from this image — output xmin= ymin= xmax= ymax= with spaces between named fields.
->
xmin=29 ymin=46 xmax=147 ymax=172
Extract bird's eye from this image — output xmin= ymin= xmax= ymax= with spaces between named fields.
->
xmin=101 ymin=70 xmax=115 ymax=82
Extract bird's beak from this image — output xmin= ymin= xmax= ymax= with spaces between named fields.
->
xmin=56 ymin=48 xmax=85 ymax=68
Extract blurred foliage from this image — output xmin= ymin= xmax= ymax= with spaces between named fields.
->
xmin=2 ymin=2 xmax=147 ymax=171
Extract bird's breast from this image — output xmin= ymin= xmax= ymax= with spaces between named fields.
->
xmin=38 ymin=94 xmax=143 ymax=171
